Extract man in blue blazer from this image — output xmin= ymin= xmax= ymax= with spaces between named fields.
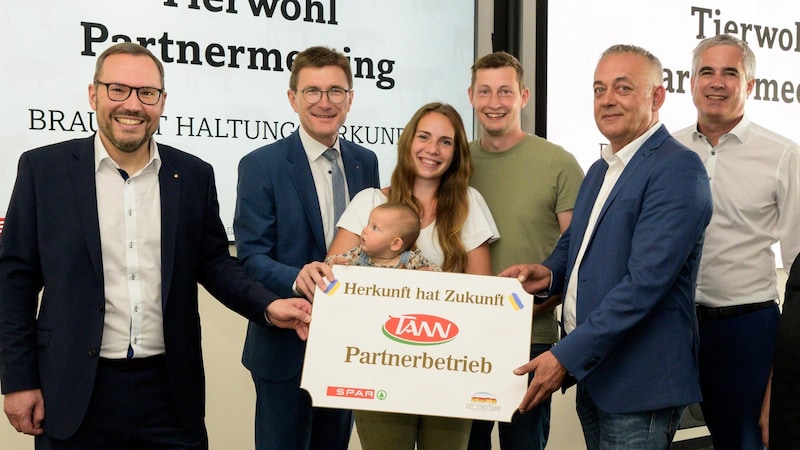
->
xmin=502 ymin=45 xmax=712 ymax=449
xmin=234 ymin=46 xmax=379 ymax=450
xmin=0 ymin=43 xmax=312 ymax=449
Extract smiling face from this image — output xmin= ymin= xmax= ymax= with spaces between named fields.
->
xmin=410 ymin=112 xmax=456 ymax=182
xmin=691 ymin=45 xmax=754 ymax=131
xmin=469 ymin=66 xmax=529 ymax=138
xmin=288 ymin=65 xmax=353 ymax=148
xmin=89 ymin=53 xmax=166 ymax=157
xmin=593 ymin=52 xmax=664 ymax=152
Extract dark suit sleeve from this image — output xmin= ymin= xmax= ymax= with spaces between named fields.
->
xmin=196 ymin=167 xmax=278 ymax=324
xmin=0 ymin=153 xmax=44 ymax=394
xmin=551 ymin=148 xmax=712 ymax=381
xmin=234 ymin=150 xmax=303 ymax=297
xmin=543 ymin=226 xmax=571 ymax=295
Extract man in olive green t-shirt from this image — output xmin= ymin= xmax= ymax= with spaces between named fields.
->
xmin=466 ymin=51 xmax=584 ymax=450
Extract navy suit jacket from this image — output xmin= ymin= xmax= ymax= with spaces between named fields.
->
xmin=0 ymin=136 xmax=278 ymax=439
xmin=546 ymin=125 xmax=712 ymax=414
xmin=234 ymin=130 xmax=379 ymax=381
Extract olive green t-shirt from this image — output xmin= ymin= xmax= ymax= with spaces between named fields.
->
xmin=469 ymin=135 xmax=584 ymax=344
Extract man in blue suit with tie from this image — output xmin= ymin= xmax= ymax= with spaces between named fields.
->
xmin=0 ymin=43 xmax=313 ymax=449
xmin=502 ymin=44 xmax=712 ymax=448
xmin=234 ymin=46 xmax=380 ymax=450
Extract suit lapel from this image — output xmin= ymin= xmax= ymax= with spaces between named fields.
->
xmin=593 ymin=125 xmax=668 ymax=233
xmin=568 ymin=161 xmax=606 ymax=268
xmin=68 ymin=137 xmax=104 ymax=283
xmin=159 ymin=146 xmax=180 ymax=308
xmin=286 ymin=132 xmax=327 ymax=254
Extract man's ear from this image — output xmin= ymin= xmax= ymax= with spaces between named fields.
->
xmin=652 ymin=85 xmax=666 ymax=111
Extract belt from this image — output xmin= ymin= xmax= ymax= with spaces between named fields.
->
xmin=98 ymin=354 xmax=166 ymax=370
xmin=696 ymin=300 xmax=776 ymax=321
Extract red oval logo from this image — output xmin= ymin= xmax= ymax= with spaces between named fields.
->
xmin=382 ymin=314 xmax=459 ymax=345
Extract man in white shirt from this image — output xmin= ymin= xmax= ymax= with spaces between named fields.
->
xmin=0 ymin=43 xmax=312 ymax=449
xmin=504 ymin=44 xmax=712 ymax=449
xmin=674 ymin=34 xmax=800 ymax=450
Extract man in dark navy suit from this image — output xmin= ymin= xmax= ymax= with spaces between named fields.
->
xmin=234 ymin=46 xmax=379 ymax=450
xmin=0 ymin=42 xmax=312 ymax=449
xmin=503 ymin=44 xmax=712 ymax=449
xmin=766 ymin=252 xmax=800 ymax=449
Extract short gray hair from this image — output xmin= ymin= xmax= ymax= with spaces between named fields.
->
xmin=691 ymin=34 xmax=756 ymax=81
xmin=599 ymin=44 xmax=663 ymax=88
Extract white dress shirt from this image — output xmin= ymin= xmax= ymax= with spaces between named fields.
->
xmin=95 ymin=134 xmax=164 ymax=358
xmin=563 ymin=123 xmax=660 ymax=333
xmin=674 ymin=116 xmax=800 ymax=308
xmin=298 ymin=127 xmax=350 ymax=249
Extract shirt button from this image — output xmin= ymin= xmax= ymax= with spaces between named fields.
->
xmin=88 ymin=348 xmax=97 ymax=357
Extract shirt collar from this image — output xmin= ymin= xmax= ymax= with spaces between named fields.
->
xmin=93 ymin=133 xmax=161 ymax=175
xmin=602 ymin=121 xmax=661 ymax=167
xmin=693 ymin=114 xmax=751 ymax=146
xmin=299 ymin=126 xmax=341 ymax=162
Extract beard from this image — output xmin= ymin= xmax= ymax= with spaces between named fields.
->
xmin=106 ymin=133 xmax=151 ymax=154
xmin=98 ymin=115 xmax=155 ymax=154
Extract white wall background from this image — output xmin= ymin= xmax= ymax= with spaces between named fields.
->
xmin=545 ymin=0 xmax=800 ymax=172
xmin=0 ymin=0 xmax=476 ymax=238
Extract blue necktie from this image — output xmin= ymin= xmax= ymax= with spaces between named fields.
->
xmin=322 ymin=148 xmax=346 ymax=224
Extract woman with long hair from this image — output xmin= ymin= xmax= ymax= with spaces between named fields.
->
xmin=299 ymin=102 xmax=499 ymax=449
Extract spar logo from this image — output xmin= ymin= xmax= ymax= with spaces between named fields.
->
xmin=382 ymin=314 xmax=459 ymax=345
xmin=326 ymin=386 xmax=375 ymax=399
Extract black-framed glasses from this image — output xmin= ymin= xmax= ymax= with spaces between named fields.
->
xmin=300 ymin=87 xmax=351 ymax=104
xmin=95 ymin=81 xmax=164 ymax=105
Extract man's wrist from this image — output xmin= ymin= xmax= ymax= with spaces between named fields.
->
xmin=533 ymin=291 xmax=550 ymax=304
xmin=263 ymin=306 xmax=274 ymax=326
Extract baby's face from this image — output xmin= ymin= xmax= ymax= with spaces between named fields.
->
xmin=361 ymin=209 xmax=400 ymax=257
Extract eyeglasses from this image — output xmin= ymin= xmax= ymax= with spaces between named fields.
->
xmin=95 ymin=81 xmax=164 ymax=105
xmin=300 ymin=87 xmax=351 ymax=104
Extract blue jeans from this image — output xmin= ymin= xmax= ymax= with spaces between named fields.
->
xmin=576 ymin=383 xmax=684 ymax=450
xmin=467 ymin=343 xmax=552 ymax=450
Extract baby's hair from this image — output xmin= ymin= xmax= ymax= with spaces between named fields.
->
xmin=374 ymin=202 xmax=421 ymax=252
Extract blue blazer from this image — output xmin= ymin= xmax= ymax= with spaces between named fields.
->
xmin=234 ymin=130 xmax=379 ymax=381
xmin=0 ymin=136 xmax=278 ymax=439
xmin=546 ymin=125 xmax=712 ymax=414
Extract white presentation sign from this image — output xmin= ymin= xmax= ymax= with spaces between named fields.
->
xmin=300 ymin=265 xmax=533 ymax=422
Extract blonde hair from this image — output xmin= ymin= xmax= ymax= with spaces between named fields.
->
xmin=388 ymin=102 xmax=471 ymax=272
